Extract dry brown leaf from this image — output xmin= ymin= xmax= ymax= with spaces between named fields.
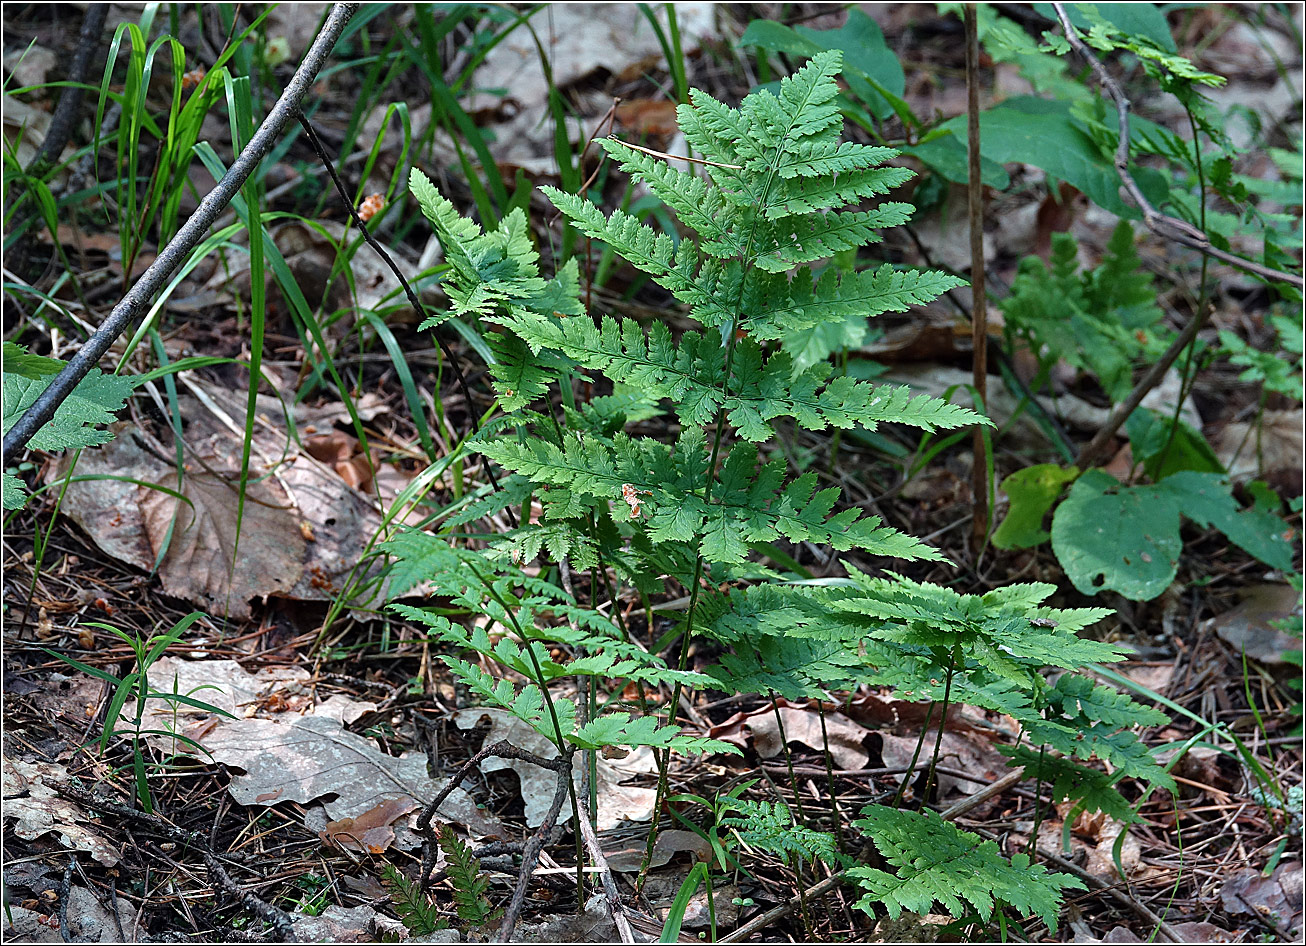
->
xmin=1210 ymin=582 xmax=1303 ymax=665
xmin=710 ymin=700 xmax=870 ymax=771
xmin=1221 ymin=861 xmax=1303 ymax=937
xmin=2 ymin=757 xmax=119 ymax=866
xmin=320 ymin=796 xmax=419 ymax=854
xmin=51 ymin=386 xmax=398 ymax=616
xmin=615 ymin=99 xmax=680 ymax=136
xmin=1212 ymin=409 xmax=1303 ymax=487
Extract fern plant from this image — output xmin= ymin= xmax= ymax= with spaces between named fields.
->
xmin=387 ymin=49 xmax=1171 ymax=935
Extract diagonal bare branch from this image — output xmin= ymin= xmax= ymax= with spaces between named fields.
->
xmin=2 ymin=3 xmax=360 ymax=464
xmin=1049 ymin=2 xmax=1303 ymax=290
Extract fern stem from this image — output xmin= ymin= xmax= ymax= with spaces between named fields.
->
xmin=890 ymin=699 xmax=937 ymax=810
xmin=920 ymin=645 xmax=961 ymax=810
xmin=769 ymin=696 xmax=809 ymax=821
xmin=816 ymin=701 xmax=846 ymax=854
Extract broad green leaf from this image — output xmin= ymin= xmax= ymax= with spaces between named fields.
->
xmin=1051 ymin=470 xmax=1183 ymax=600
xmin=993 ymin=464 xmax=1080 ymax=549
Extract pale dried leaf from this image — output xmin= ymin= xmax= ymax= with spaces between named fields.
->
xmin=454 ymin=708 xmax=657 ymax=830
xmin=2 ymin=757 xmax=119 ymax=866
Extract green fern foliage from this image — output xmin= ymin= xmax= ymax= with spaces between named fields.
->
xmin=380 ymin=863 xmax=447 ymax=936
xmin=850 ymin=806 xmax=1084 ymax=930
xmin=718 ymin=799 xmax=849 ymax=869
xmin=435 ymin=822 xmax=498 ymax=928
xmin=2 ymin=342 xmax=133 ymax=509
xmin=387 ymin=46 xmax=1169 ymax=938
xmin=1001 ymin=222 xmax=1168 ymax=401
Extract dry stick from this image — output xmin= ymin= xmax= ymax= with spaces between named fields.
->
xmin=497 ymin=759 xmax=574 ymax=943
xmin=965 ymin=3 xmax=990 ymax=556
xmin=416 ymin=739 xmax=568 ymax=890
xmin=1073 ymin=299 xmax=1211 ymax=470
xmin=574 ymin=796 xmax=637 ymax=944
xmin=1049 ymin=2 xmax=1303 ymax=291
xmin=7 ymin=4 xmax=109 ymax=275
xmin=55 ymin=783 xmax=299 ymax=941
xmin=292 ymin=110 xmax=515 ymax=524
xmin=1 ymin=2 xmax=359 ymax=463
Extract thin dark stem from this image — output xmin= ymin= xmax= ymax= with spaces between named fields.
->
xmin=769 ymin=695 xmax=808 ymax=821
xmin=1050 ymin=2 xmax=1302 ymax=290
xmin=497 ymin=759 xmax=573 ymax=943
xmin=293 ymin=110 xmax=515 ymax=526
xmin=891 ymin=700 xmax=937 ymax=809
xmin=417 ymin=739 xmax=567 ymax=890
xmin=920 ymin=649 xmax=959 ymax=809
xmin=965 ymin=3 xmax=990 ymax=555
xmin=2 ymin=3 xmax=359 ymax=464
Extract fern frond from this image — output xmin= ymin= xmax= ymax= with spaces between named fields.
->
xmin=1024 ymin=717 xmax=1174 ymax=788
xmin=381 ymin=863 xmax=446 ymax=935
xmin=719 ymin=799 xmax=848 ymax=867
xmin=751 ymin=207 xmax=912 ymax=272
xmin=542 ymin=190 xmax=739 ymax=331
xmin=478 ymin=434 xmax=942 ymax=565
xmin=851 ymin=806 xmax=1084 ymax=930
xmin=436 ymin=823 xmax=498 ymax=927
xmin=572 ymin=712 xmax=736 ymax=755
xmin=998 ymin=746 xmax=1138 ymax=823
xmin=600 ymin=139 xmax=743 ymax=259
xmin=748 ymin=264 xmax=967 ymax=341
xmin=442 ymin=655 xmax=576 ymax=744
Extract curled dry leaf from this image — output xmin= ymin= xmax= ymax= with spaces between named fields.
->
xmin=320 ymin=796 xmax=419 ymax=854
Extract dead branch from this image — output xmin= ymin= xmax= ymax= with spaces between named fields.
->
xmin=1049 ymin=2 xmax=1303 ymax=290
xmin=1 ymin=3 xmax=359 ymax=464
xmin=55 ymin=783 xmax=299 ymax=941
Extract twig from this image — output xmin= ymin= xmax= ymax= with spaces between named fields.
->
xmin=22 ymin=4 xmax=107 ymax=175
xmin=965 ymin=2 xmax=990 ymax=555
xmin=718 ymin=872 xmax=844 ymax=944
xmin=497 ymin=758 xmax=574 ymax=943
xmin=6 ymin=5 xmax=108 ymax=276
xmin=416 ymin=739 xmax=568 ymax=890
xmin=1049 ymin=2 xmax=1303 ymax=290
xmin=292 ymin=109 xmax=515 ymax=524
xmin=575 ymin=795 xmax=637 ymax=944
xmin=938 ymin=766 xmax=1025 ymax=820
xmin=56 ymin=856 xmax=74 ymax=943
xmin=55 ymin=783 xmax=299 ymax=941
xmin=1072 ymin=300 xmax=1210 ymax=470
xmin=1 ymin=2 xmax=359 ymax=464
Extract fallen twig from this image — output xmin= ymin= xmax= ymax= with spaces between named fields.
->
xmin=1 ymin=2 xmax=359 ymax=463
xmin=55 ymin=783 xmax=298 ymax=941
xmin=1049 ymin=1 xmax=1303 ymax=290
xmin=497 ymin=758 xmax=574 ymax=943
xmin=416 ymin=739 xmax=570 ymax=891
xmin=575 ymin=796 xmax=637 ymax=944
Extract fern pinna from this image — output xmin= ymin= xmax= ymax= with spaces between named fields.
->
xmin=392 ymin=49 xmax=1170 ymax=934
